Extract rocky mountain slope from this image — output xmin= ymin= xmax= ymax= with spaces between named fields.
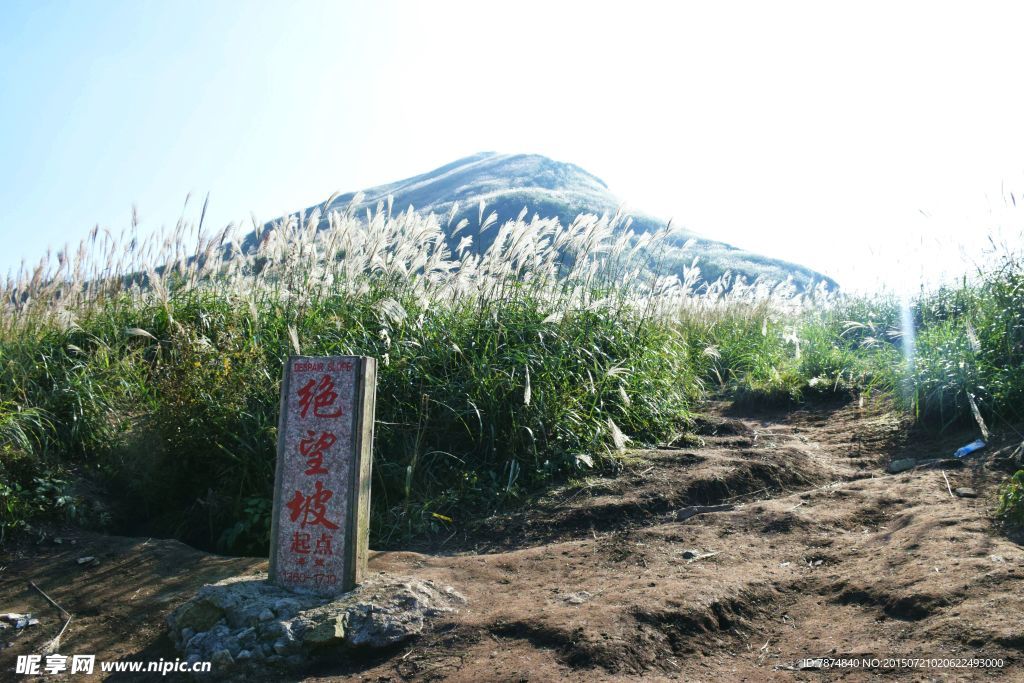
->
xmin=243 ymin=152 xmax=838 ymax=291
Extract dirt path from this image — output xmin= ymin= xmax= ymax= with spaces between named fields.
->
xmin=2 ymin=398 xmax=1022 ymax=681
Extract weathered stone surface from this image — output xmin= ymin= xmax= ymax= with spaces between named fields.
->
xmin=167 ymin=572 xmax=464 ymax=673
xmin=211 ymin=649 xmax=234 ymax=668
xmin=955 ymin=487 xmax=978 ymax=498
xmin=304 ymin=615 xmax=345 ymax=645
xmin=270 ymin=356 xmax=376 ymax=597
xmin=174 ymin=600 xmax=225 ymax=633
xmin=886 ymin=458 xmax=917 ymax=474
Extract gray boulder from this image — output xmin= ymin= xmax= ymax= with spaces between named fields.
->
xmin=166 ymin=572 xmax=465 ymax=674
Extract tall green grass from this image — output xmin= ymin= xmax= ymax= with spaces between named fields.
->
xmin=905 ymin=255 xmax=1024 ymax=431
xmin=0 ymin=201 xmax=710 ymax=550
xmin=3 ymin=195 xmax=1022 ymax=549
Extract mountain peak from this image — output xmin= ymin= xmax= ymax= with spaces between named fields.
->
xmin=252 ymin=153 xmax=835 ymax=290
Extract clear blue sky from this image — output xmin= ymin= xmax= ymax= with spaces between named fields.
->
xmin=3 ymin=0 xmax=1024 ymax=291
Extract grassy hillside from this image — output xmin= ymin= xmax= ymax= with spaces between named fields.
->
xmin=1 ymin=201 xmax=1021 ymax=551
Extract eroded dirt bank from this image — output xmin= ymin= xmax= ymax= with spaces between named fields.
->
xmin=2 ymin=398 xmax=1022 ymax=681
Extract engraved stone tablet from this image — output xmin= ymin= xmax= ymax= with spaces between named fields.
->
xmin=269 ymin=356 xmax=376 ymax=595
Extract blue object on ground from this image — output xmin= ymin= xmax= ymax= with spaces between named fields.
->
xmin=954 ymin=439 xmax=987 ymax=458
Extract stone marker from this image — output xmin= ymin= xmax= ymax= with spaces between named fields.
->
xmin=269 ymin=356 xmax=376 ymax=596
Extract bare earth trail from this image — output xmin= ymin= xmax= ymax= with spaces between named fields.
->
xmin=3 ymin=398 xmax=1023 ymax=681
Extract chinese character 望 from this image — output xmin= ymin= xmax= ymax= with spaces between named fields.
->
xmin=298 ymin=430 xmax=336 ymax=475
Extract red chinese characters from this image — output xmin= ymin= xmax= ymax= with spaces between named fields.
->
xmin=290 ymin=377 xmax=341 ymax=533
xmin=298 ymin=430 xmax=336 ymax=475
xmin=285 ymin=480 xmax=339 ymax=530
xmin=284 ymin=372 xmax=346 ymax=584
xmin=273 ymin=358 xmax=363 ymax=596
xmin=288 ymin=530 xmax=335 ymax=568
xmin=297 ymin=375 xmax=344 ymax=418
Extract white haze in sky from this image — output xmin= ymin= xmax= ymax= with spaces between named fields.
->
xmin=2 ymin=0 xmax=1024 ymax=292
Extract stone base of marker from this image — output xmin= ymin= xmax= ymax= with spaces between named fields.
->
xmin=167 ymin=573 xmax=464 ymax=673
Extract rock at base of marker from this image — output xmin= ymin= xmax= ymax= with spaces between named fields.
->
xmin=167 ymin=573 xmax=465 ymax=673
xmin=954 ymin=487 xmax=978 ymax=498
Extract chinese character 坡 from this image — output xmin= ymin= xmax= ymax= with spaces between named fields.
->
xmin=286 ymin=480 xmax=339 ymax=530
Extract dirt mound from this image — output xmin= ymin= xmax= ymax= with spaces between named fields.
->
xmin=462 ymin=414 xmax=844 ymax=553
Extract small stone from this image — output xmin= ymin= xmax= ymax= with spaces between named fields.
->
xmin=991 ymin=555 xmax=1006 ymax=563
xmin=180 ymin=627 xmax=194 ymax=643
xmin=258 ymin=608 xmax=274 ymax=622
xmin=272 ymin=599 xmax=300 ymax=618
xmin=76 ymin=556 xmax=98 ymax=566
xmin=260 ymin=621 xmax=284 ymax=638
xmin=235 ymin=649 xmax=252 ymax=661
xmin=563 ymin=591 xmax=592 ymax=605
xmin=173 ymin=600 xmax=224 ymax=633
xmin=236 ymin=627 xmax=257 ymax=645
xmin=304 ymin=615 xmax=346 ymax=645
xmin=681 ymin=549 xmax=700 ymax=560
xmin=887 ymin=458 xmax=917 ymax=474
xmin=955 ymin=487 xmax=977 ymax=498
xmin=223 ymin=637 xmax=242 ymax=657
xmin=210 ymin=649 xmax=234 ymax=668
xmin=273 ymin=638 xmax=290 ymax=655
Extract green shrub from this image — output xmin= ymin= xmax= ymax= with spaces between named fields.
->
xmin=997 ymin=470 xmax=1024 ymax=527
xmin=0 ymin=401 xmax=73 ymax=538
